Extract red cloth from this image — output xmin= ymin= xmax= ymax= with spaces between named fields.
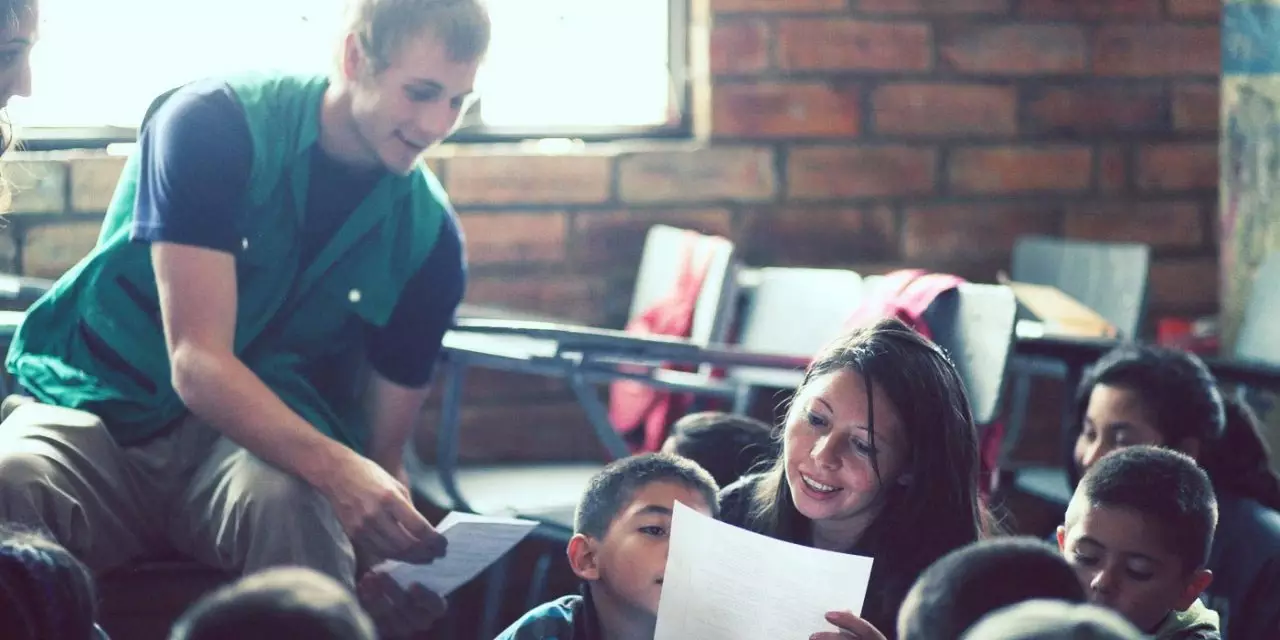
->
xmin=843 ymin=269 xmax=1004 ymax=497
xmin=608 ymin=232 xmax=714 ymax=453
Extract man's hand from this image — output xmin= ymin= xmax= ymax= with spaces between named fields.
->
xmin=808 ymin=611 xmax=888 ymax=640
xmin=358 ymin=570 xmax=447 ymax=639
xmin=319 ymin=450 xmax=446 ymax=564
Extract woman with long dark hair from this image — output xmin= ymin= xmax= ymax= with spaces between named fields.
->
xmin=1067 ymin=344 xmax=1280 ymax=640
xmin=718 ymin=318 xmax=988 ymax=638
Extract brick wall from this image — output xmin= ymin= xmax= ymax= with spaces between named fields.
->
xmin=0 ymin=0 xmax=1222 ymax=463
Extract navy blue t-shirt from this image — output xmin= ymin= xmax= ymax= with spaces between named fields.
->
xmin=131 ymin=79 xmax=465 ymax=387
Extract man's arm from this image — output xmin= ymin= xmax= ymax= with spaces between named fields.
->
xmin=363 ymin=211 xmax=467 ymax=476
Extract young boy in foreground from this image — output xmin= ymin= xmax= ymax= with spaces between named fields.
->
xmin=496 ymin=453 xmax=720 ymax=640
xmin=1057 ymin=446 xmax=1221 ymax=639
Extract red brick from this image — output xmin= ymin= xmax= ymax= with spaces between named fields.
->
xmin=1064 ymin=202 xmax=1205 ymax=248
xmin=1025 ymin=85 xmax=1167 ymax=134
xmin=939 ymin=25 xmax=1086 ymax=74
xmin=466 ymin=273 xmax=613 ymax=325
xmin=22 ymin=222 xmax=101 ymax=279
xmin=713 ymin=82 xmax=860 ymax=138
xmin=788 ymin=146 xmax=937 ymax=199
xmin=949 ymin=146 xmax=1093 ymax=194
xmin=711 ymin=0 xmax=846 ymax=12
xmin=903 ymin=204 xmax=1060 ymax=261
xmin=852 ymin=0 xmax=1009 ymax=13
xmin=457 ymin=211 xmax=567 ymax=264
xmin=740 ymin=205 xmax=899 ymax=264
xmin=1100 ymin=147 xmax=1129 ymax=193
xmin=447 ymin=154 xmax=613 ymax=205
xmin=1019 ymin=0 xmax=1161 ymax=19
xmin=1173 ymin=82 xmax=1220 ymax=132
xmin=711 ymin=18 xmax=771 ymax=74
xmin=1167 ymin=0 xmax=1220 ymax=19
xmin=618 ymin=147 xmax=776 ymax=203
xmin=872 ymin=83 xmax=1016 ymax=135
xmin=572 ymin=208 xmax=735 ymax=268
xmin=777 ymin=19 xmax=932 ymax=72
xmin=1149 ymin=258 xmax=1219 ymax=310
xmin=1136 ymin=143 xmax=1218 ymax=191
xmin=1094 ymin=26 xmax=1219 ymax=77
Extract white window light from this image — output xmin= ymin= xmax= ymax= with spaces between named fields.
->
xmin=8 ymin=0 xmax=674 ymax=136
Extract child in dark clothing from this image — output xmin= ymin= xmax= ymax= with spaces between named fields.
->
xmin=496 ymin=454 xmax=719 ymax=640
xmin=1059 ymin=446 xmax=1220 ymax=639
xmin=895 ymin=537 xmax=1086 ymax=639
xmin=0 ymin=524 xmax=103 ymax=640
xmin=661 ymin=411 xmax=777 ymax=488
xmin=169 ymin=566 xmax=376 ymax=640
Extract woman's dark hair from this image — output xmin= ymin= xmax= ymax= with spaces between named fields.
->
xmin=743 ymin=317 xmax=986 ymax=634
xmin=0 ymin=0 xmax=36 ymax=204
xmin=0 ymin=525 xmax=99 ymax=640
xmin=1067 ymin=343 xmax=1280 ymax=511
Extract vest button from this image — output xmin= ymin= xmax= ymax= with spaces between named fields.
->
xmin=241 ymin=238 xmax=249 ymax=250
xmin=348 ymin=289 xmax=362 ymax=303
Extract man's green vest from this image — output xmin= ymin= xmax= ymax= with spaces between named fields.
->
xmin=6 ymin=72 xmax=447 ymax=452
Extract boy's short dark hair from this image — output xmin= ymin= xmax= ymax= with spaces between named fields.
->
xmin=1069 ymin=446 xmax=1218 ymax=571
xmin=574 ymin=453 xmax=720 ymax=538
xmin=169 ymin=567 xmax=375 ymax=640
xmin=897 ymin=537 xmax=1086 ymax=640
xmin=664 ymin=411 xmax=778 ymax=488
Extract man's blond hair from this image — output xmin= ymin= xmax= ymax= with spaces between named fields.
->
xmin=345 ymin=0 xmax=491 ymax=72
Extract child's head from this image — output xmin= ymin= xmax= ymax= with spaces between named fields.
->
xmin=961 ymin=600 xmax=1144 ymax=640
xmin=745 ymin=318 xmax=984 ymax=623
xmin=896 ymin=537 xmax=1085 ymax=640
xmin=169 ymin=567 xmax=375 ymax=640
xmin=661 ymin=411 xmax=777 ymax=487
xmin=1057 ymin=446 xmax=1217 ymax=632
xmin=1071 ymin=345 xmax=1224 ymax=477
xmin=569 ymin=453 xmax=719 ymax=620
xmin=0 ymin=525 xmax=98 ymax=640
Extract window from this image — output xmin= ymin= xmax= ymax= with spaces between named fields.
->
xmin=9 ymin=0 xmax=688 ymax=148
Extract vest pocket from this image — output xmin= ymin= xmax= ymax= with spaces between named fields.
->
xmin=77 ymin=318 xmax=158 ymax=395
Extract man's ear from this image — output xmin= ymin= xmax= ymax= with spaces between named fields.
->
xmin=567 ymin=534 xmax=601 ymax=581
xmin=1056 ymin=526 xmax=1068 ymax=552
xmin=1174 ymin=569 xmax=1214 ymax=611
xmin=341 ymin=32 xmax=365 ymax=82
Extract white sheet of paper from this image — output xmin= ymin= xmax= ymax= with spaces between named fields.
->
xmin=654 ymin=502 xmax=875 ymax=640
xmin=372 ymin=511 xmax=537 ymax=595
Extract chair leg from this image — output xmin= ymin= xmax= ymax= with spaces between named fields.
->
xmin=526 ymin=550 xmax=554 ymax=611
xmin=478 ymin=553 xmax=510 ymax=640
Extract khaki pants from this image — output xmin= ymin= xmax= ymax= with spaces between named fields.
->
xmin=0 ymin=400 xmax=356 ymax=586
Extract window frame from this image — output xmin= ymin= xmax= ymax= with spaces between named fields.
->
xmin=13 ymin=0 xmax=692 ymax=152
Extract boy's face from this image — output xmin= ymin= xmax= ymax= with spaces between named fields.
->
xmin=1057 ymin=504 xmax=1211 ymax=632
xmin=1074 ymin=385 xmax=1164 ymax=473
xmin=569 ymin=481 xmax=713 ymax=618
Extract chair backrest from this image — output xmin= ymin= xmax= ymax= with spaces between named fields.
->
xmin=627 ymin=225 xmax=737 ymax=346
xmin=1235 ymin=251 xmax=1280 ymax=366
xmin=923 ymin=283 xmax=1019 ymax=426
xmin=735 ymin=267 xmax=864 ymax=357
xmin=1011 ymin=236 xmax=1151 ymax=339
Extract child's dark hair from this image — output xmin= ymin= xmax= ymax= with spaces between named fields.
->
xmin=574 ymin=453 xmax=720 ymax=538
xmin=169 ymin=567 xmax=375 ymax=640
xmin=1067 ymin=344 xmax=1280 ymax=511
xmin=1070 ymin=446 xmax=1218 ymax=571
xmin=743 ymin=318 xmax=987 ymax=633
xmin=664 ymin=411 xmax=778 ymax=488
xmin=897 ymin=537 xmax=1086 ymax=640
xmin=0 ymin=525 xmax=99 ymax=640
